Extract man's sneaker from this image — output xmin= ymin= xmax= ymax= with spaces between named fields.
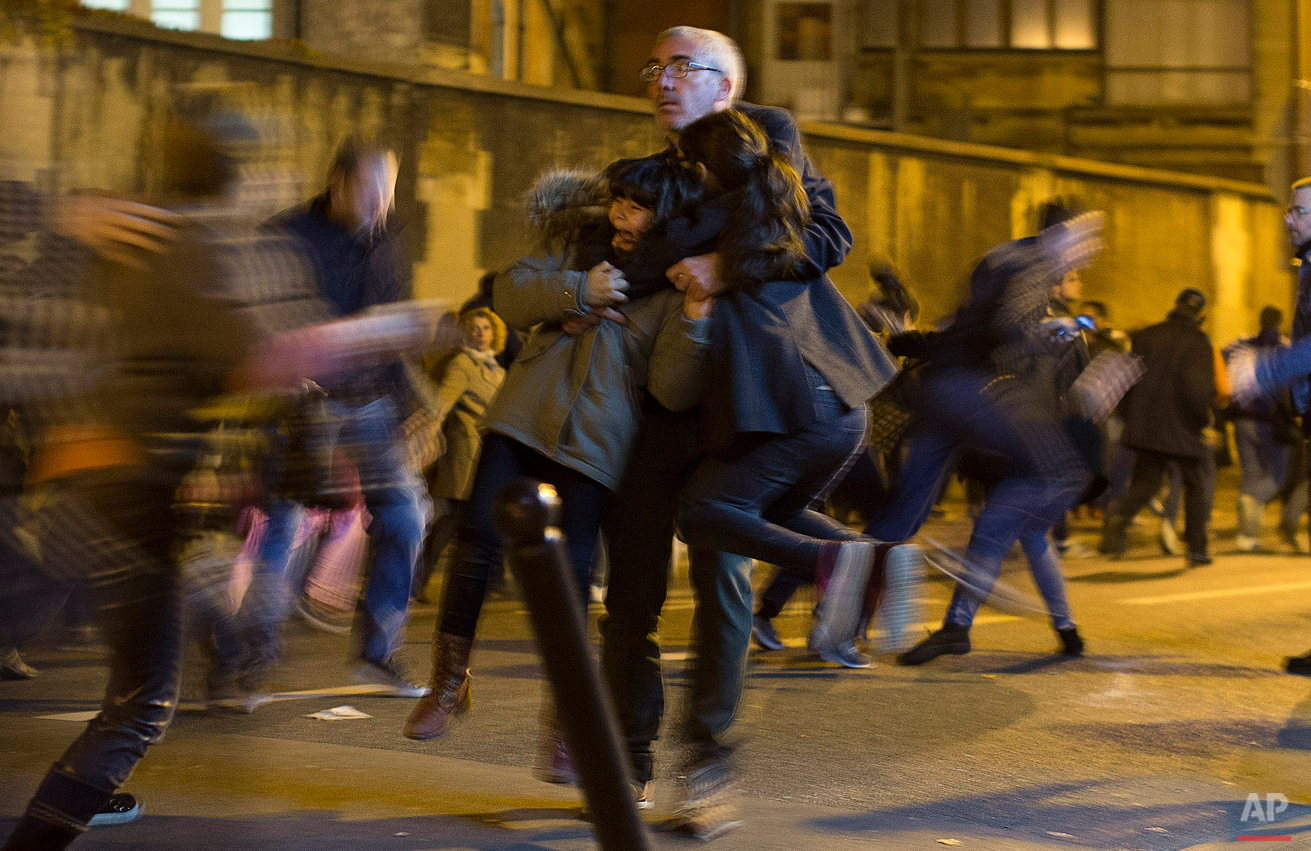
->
xmin=751 ymin=613 xmax=786 ymax=651
xmin=1159 ymin=520 xmax=1183 ymax=556
xmin=352 ymin=656 xmax=430 ymax=698
xmin=1187 ymin=552 xmax=1213 ymax=568
xmin=0 ymin=648 xmax=38 ymax=680
xmin=1056 ymin=539 xmax=1097 ymax=560
xmin=1057 ymin=626 xmax=1084 ymax=657
xmin=896 ymin=624 xmax=970 ymax=666
xmin=88 ymin=793 xmax=142 ymax=827
xmin=579 ymin=781 xmax=654 ymax=822
xmin=814 ymin=638 xmax=870 ymax=668
xmin=874 ymin=544 xmax=923 ymax=653
xmin=811 ymin=540 xmax=877 ymax=656
xmin=1235 ymin=534 xmax=1258 ymax=553
xmin=209 ymin=689 xmax=270 ymax=714
xmin=667 ymin=762 xmax=742 ymax=841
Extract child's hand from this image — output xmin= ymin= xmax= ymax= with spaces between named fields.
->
xmin=586 ymin=261 xmax=630 ymax=308
xmin=562 ymin=307 xmax=627 ymax=336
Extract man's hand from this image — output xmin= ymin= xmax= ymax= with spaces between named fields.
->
xmin=683 ymin=292 xmax=715 ymax=322
xmin=562 ymin=307 xmax=627 ymax=336
xmin=586 ymin=261 xmax=629 ymax=308
xmin=667 ymin=252 xmax=727 ymax=300
xmin=48 ymin=194 xmax=177 ymax=268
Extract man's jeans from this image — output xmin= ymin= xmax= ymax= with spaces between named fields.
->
xmin=944 ymin=522 xmax=1075 ymax=631
xmin=600 ymin=401 xmax=753 ymax=781
xmin=1105 ymin=449 xmax=1209 ymax=558
xmin=868 ymin=368 xmax=1086 ymax=544
xmin=257 ymin=398 xmax=429 ymax=665
xmin=866 ymin=368 xmax=1086 ymax=614
xmin=1233 ymin=417 xmax=1289 ymax=504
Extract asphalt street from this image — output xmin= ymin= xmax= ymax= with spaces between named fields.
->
xmin=5 ymin=471 xmax=1311 ymax=849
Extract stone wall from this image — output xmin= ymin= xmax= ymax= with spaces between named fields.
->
xmin=0 ymin=15 xmax=1293 ymax=346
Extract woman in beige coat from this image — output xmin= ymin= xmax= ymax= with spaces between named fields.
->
xmin=413 ymin=307 xmax=507 ymax=600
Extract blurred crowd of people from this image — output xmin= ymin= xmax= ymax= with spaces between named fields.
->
xmin=3 ymin=24 xmax=1311 ymax=851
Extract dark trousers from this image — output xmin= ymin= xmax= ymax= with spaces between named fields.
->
xmin=1105 ymin=448 xmax=1210 ymax=557
xmin=600 ymin=402 xmax=753 ymax=782
xmin=677 ymin=386 xmax=867 ymax=571
xmin=3 ymin=470 xmax=182 ymax=850
xmin=438 ymin=433 xmax=606 ymax=640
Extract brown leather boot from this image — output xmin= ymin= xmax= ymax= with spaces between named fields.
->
xmin=402 ymin=633 xmax=472 ymax=740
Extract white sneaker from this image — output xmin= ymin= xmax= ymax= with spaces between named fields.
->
xmin=1158 ymin=521 xmax=1183 ymax=556
xmin=815 ymin=639 xmax=871 ymax=668
xmin=1235 ymin=534 xmax=1258 ymax=553
xmin=875 ymin=543 xmax=924 ymax=653
xmin=812 ymin=541 xmax=876 ymax=656
xmin=1057 ymin=539 xmax=1097 ymax=560
xmin=352 ymin=657 xmax=430 ymax=698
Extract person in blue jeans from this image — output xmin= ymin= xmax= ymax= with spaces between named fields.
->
xmin=261 ymin=137 xmax=433 ymax=696
xmin=868 ymin=211 xmax=1105 ymax=666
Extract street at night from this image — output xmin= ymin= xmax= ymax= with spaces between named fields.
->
xmin=5 ymin=477 xmax=1311 ymax=850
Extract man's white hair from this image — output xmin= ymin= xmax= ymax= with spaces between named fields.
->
xmin=656 ymin=26 xmax=745 ymax=104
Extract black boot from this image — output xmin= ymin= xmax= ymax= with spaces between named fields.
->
xmin=1057 ymin=626 xmax=1084 ymax=657
xmin=3 ymin=770 xmax=113 ymax=851
xmin=897 ymin=624 xmax=970 ymax=666
xmin=1286 ymin=651 xmax=1311 ymax=676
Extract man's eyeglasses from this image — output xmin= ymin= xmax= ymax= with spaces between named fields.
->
xmin=639 ymin=60 xmax=722 ymax=82
xmin=1289 ymin=205 xmax=1311 ymax=218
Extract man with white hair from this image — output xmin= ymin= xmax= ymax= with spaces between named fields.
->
xmin=597 ymin=25 xmax=854 ymax=840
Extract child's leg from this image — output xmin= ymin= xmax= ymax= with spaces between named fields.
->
xmin=438 ymin=434 xmax=529 ymax=640
xmin=530 ymin=459 xmax=610 ymax=605
xmin=677 ymin=393 xmax=867 ymax=577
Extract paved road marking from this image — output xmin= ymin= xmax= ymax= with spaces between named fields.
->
xmin=37 ymin=684 xmax=403 ymax=721
xmin=37 ymin=711 xmax=100 ymax=722
xmin=1122 ymin=580 xmax=1311 ymax=605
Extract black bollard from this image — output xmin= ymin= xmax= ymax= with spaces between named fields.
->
xmin=494 ymin=478 xmax=652 ymax=851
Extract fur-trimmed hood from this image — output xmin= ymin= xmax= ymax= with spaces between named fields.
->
xmin=525 ymin=169 xmax=608 ymax=249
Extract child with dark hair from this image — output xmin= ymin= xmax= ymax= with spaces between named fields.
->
xmin=405 ymin=154 xmax=719 ymax=770
xmin=672 ymin=109 xmax=913 ymax=667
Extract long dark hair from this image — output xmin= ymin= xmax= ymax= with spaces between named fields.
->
xmin=676 ymin=110 xmax=808 ymax=288
xmin=603 ymin=152 xmax=702 ymax=238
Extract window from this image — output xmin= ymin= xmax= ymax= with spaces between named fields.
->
xmin=81 ymin=0 xmax=272 ymax=40
xmin=221 ymin=0 xmax=272 ymax=40
xmin=151 ymin=0 xmax=200 ymax=33
xmin=1104 ymin=0 xmax=1251 ymax=105
xmin=917 ymin=0 xmax=1096 ymax=49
